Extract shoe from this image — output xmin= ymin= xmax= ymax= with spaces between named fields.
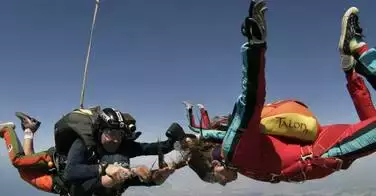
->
xmin=15 ymin=112 xmax=41 ymax=133
xmin=341 ymin=54 xmax=356 ymax=71
xmin=182 ymin=101 xmax=193 ymax=110
xmin=338 ymin=7 xmax=364 ymax=55
xmin=241 ymin=0 xmax=267 ymax=44
xmin=0 ymin=122 xmax=15 ymax=138
xmin=197 ymin=104 xmax=205 ymax=109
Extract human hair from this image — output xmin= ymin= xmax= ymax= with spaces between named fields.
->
xmin=182 ymin=135 xmax=220 ymax=183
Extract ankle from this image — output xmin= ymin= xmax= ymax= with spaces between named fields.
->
xmin=357 ymin=44 xmax=369 ymax=56
xmin=350 ymin=38 xmax=368 ymax=56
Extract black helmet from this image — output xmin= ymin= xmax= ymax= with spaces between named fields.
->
xmin=98 ymin=108 xmax=140 ymax=140
xmin=99 ymin=108 xmax=126 ymax=129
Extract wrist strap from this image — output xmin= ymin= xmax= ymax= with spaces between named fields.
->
xmin=100 ymin=163 xmax=109 ymax=176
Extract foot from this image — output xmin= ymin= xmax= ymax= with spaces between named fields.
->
xmin=197 ymin=104 xmax=205 ymax=109
xmin=182 ymin=101 xmax=193 ymax=110
xmin=15 ymin=112 xmax=41 ymax=133
xmin=241 ymin=0 xmax=267 ymax=44
xmin=338 ymin=7 xmax=365 ymax=55
xmin=0 ymin=122 xmax=15 ymax=138
xmin=341 ymin=54 xmax=356 ymax=71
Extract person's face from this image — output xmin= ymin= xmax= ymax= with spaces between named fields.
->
xmin=212 ymin=160 xmax=238 ymax=185
xmin=100 ymin=128 xmax=124 ymax=152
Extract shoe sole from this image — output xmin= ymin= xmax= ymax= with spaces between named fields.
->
xmin=15 ymin=112 xmax=31 ymax=120
xmin=250 ymin=0 xmax=267 ymax=43
xmin=15 ymin=112 xmax=41 ymax=129
xmin=0 ymin=122 xmax=15 ymax=130
xmin=338 ymin=7 xmax=359 ymax=54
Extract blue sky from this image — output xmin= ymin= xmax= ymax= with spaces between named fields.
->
xmin=1 ymin=0 xmax=376 ymax=195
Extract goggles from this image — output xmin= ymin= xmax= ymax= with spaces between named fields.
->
xmin=102 ymin=128 xmax=125 ymax=139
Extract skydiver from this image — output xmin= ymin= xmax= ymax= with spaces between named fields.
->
xmin=168 ymin=0 xmax=376 ymax=186
xmin=55 ymin=106 xmax=186 ymax=196
xmin=0 ymin=113 xmax=70 ymax=195
xmin=182 ymin=101 xmax=231 ymax=132
xmin=0 ymin=112 xmax=174 ymax=196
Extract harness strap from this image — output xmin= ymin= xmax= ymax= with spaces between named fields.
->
xmin=253 ymin=146 xmax=342 ymax=184
xmin=52 ymin=175 xmax=70 ymax=196
xmin=300 ymin=146 xmax=314 ymax=160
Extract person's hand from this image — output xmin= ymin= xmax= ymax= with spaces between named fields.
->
xmin=131 ymin=166 xmax=152 ymax=182
xmin=105 ymin=164 xmax=131 ymax=183
xmin=151 ymin=167 xmax=175 ymax=185
xmin=165 ymin=123 xmax=186 ymax=142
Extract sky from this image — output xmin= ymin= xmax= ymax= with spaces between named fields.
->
xmin=1 ymin=0 xmax=376 ymax=195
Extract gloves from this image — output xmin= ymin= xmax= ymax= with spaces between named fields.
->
xmin=165 ymin=123 xmax=186 ymax=142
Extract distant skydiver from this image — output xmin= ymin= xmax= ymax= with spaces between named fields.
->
xmin=182 ymin=101 xmax=231 ymax=132
xmin=169 ymin=0 xmax=376 ymax=186
xmin=0 ymin=112 xmax=74 ymax=195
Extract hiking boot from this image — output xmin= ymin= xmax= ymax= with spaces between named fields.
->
xmin=341 ymin=54 xmax=356 ymax=71
xmin=338 ymin=7 xmax=365 ymax=55
xmin=241 ymin=0 xmax=267 ymax=44
xmin=0 ymin=122 xmax=15 ymax=138
xmin=15 ymin=112 xmax=41 ymax=133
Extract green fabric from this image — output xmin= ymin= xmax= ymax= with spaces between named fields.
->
xmin=322 ymin=126 xmax=376 ymax=158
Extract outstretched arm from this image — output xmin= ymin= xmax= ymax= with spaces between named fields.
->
xmin=108 ymin=166 xmax=176 ymax=190
xmin=125 ymin=122 xmax=186 ymax=157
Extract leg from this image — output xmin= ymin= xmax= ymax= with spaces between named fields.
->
xmin=320 ymin=116 xmax=376 ymax=169
xmin=222 ymin=0 xmax=267 ymax=163
xmin=197 ymin=104 xmax=211 ymax=129
xmin=183 ymin=101 xmax=201 ymax=130
xmin=0 ymin=123 xmax=52 ymax=169
xmin=18 ymin=169 xmax=54 ymax=193
xmin=338 ymin=7 xmax=376 ymax=90
xmin=15 ymin=112 xmax=41 ymax=156
xmin=342 ymin=57 xmax=376 ymax=120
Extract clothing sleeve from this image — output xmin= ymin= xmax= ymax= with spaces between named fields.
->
xmin=125 ymin=139 xmax=175 ymax=158
xmin=63 ymin=139 xmax=101 ymax=183
xmin=188 ymin=125 xmax=226 ymax=141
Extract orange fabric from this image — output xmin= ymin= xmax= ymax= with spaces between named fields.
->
xmin=1 ymin=127 xmax=55 ymax=193
xmin=12 ymin=153 xmax=53 ymax=169
xmin=261 ymin=100 xmax=316 ymax=118
xmin=261 ymin=99 xmax=321 ymax=138
xmin=2 ymin=127 xmax=53 ymax=169
xmin=2 ymin=127 xmax=23 ymax=164
xmin=19 ymin=169 xmax=54 ymax=192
